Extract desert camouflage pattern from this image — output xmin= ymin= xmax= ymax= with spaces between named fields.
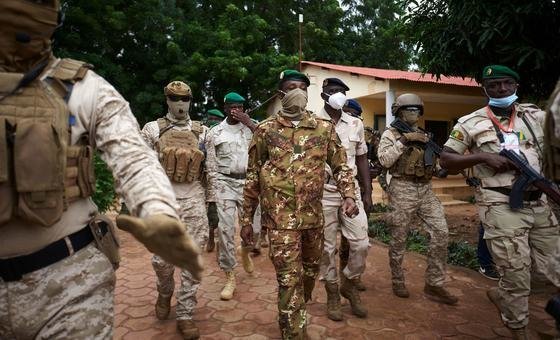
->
xmin=384 ymin=178 xmax=449 ymax=287
xmin=0 ymin=245 xmax=115 ymax=339
xmin=268 ymin=228 xmax=323 ymax=340
xmin=241 ymin=111 xmax=356 ymax=231
xmin=152 ymin=187 xmax=209 ymax=320
xmin=445 ymin=103 xmax=559 ymax=329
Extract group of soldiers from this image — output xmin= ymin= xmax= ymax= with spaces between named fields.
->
xmin=1 ymin=1 xmax=560 ymax=340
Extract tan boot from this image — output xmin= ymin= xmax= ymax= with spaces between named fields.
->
xmin=424 ymin=285 xmax=458 ymax=305
xmin=154 ymin=293 xmax=172 ymax=320
xmin=240 ymin=247 xmax=254 ymax=273
xmin=220 ymin=271 xmax=236 ymax=300
xmin=325 ymin=282 xmax=343 ymax=321
xmin=177 ymin=319 xmax=200 ymax=340
xmin=340 ymin=277 xmax=368 ymax=318
xmin=392 ymin=282 xmax=410 ymax=298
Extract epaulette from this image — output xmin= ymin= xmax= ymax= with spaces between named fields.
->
xmin=47 ymin=58 xmax=93 ymax=102
xmin=457 ymin=108 xmax=487 ymax=124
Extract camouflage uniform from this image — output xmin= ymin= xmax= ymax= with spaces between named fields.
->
xmin=206 ymin=119 xmax=253 ymax=271
xmin=445 ymin=103 xmax=559 ymax=329
xmin=142 ymin=117 xmax=212 ymax=320
xmin=378 ymin=127 xmax=449 ymax=288
xmin=545 ymin=80 xmax=560 ymax=287
xmin=0 ymin=62 xmax=179 ymax=339
xmin=241 ymin=111 xmax=356 ymax=339
xmin=316 ymin=108 xmax=369 ymax=284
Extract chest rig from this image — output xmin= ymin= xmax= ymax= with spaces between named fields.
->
xmin=389 ymin=128 xmax=434 ymax=180
xmin=156 ymin=118 xmax=205 ymax=183
xmin=0 ymin=58 xmax=96 ymax=228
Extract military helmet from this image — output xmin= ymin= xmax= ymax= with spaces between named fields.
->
xmin=391 ymin=93 xmax=424 ymax=116
xmin=164 ymin=81 xmax=192 ymax=96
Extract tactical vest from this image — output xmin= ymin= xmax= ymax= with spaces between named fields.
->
xmin=389 ymin=128 xmax=434 ymax=180
xmin=156 ymin=118 xmax=205 ymax=183
xmin=0 ymin=58 xmax=96 ymax=228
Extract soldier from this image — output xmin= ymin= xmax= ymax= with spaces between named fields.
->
xmin=440 ymin=65 xmax=558 ymax=340
xmin=141 ymin=81 xmax=212 ymax=339
xmin=0 ymin=2 xmax=202 ymax=339
xmin=240 ymin=70 xmax=358 ymax=339
xmin=206 ymin=92 xmax=256 ymax=300
xmin=378 ymin=93 xmax=458 ymax=305
xmin=316 ymin=78 xmax=371 ymax=321
xmin=203 ymin=109 xmax=224 ymax=253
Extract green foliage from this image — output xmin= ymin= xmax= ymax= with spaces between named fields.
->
xmin=368 ymin=219 xmax=392 ymax=243
xmin=447 ymin=241 xmax=479 ymax=270
xmin=406 ymin=230 xmax=428 ymax=255
xmin=92 ymin=153 xmax=115 ymax=213
xmin=401 ymin=0 xmax=560 ymax=100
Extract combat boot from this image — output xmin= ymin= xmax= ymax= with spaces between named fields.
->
xmin=220 ymin=271 xmax=236 ymax=300
xmin=509 ymin=327 xmax=529 ymax=340
xmin=424 ymin=285 xmax=458 ymax=305
xmin=177 ymin=319 xmax=200 ymax=340
xmin=206 ymin=228 xmax=215 ymax=252
xmin=325 ymin=282 xmax=343 ymax=321
xmin=154 ymin=293 xmax=172 ymax=320
xmin=392 ymin=282 xmax=410 ymax=298
xmin=240 ymin=246 xmax=254 ymax=273
xmin=340 ymin=277 xmax=368 ymax=318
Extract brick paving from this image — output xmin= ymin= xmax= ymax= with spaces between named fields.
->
xmin=114 ymin=228 xmax=557 ymax=339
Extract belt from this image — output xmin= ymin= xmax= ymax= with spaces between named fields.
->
xmin=221 ymin=172 xmax=246 ymax=180
xmin=394 ymin=176 xmax=430 ymax=184
xmin=0 ymin=223 xmax=107 ymax=282
xmin=484 ymin=187 xmax=542 ymax=202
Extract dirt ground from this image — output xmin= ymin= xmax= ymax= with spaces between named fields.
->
xmin=444 ymin=204 xmax=480 ymax=244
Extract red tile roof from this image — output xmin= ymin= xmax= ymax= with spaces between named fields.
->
xmin=302 ymin=61 xmax=480 ymax=87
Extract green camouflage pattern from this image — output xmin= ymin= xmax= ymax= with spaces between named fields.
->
xmin=241 ymin=111 xmax=355 ymax=231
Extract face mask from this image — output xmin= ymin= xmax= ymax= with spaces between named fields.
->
xmin=280 ymin=88 xmax=308 ymax=119
xmin=167 ymin=99 xmax=190 ymax=120
xmin=0 ymin=1 xmax=58 ymax=72
xmin=485 ymin=91 xmax=518 ymax=108
xmin=324 ymin=92 xmax=347 ymax=110
xmin=401 ymin=109 xmax=420 ymax=126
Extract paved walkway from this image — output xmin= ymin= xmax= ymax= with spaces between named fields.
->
xmin=114 ymin=229 xmax=557 ymax=339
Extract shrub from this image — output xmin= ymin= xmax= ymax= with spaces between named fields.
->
xmin=92 ymin=153 xmax=116 ymax=213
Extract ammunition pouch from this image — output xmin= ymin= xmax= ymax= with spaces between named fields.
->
xmin=88 ymin=214 xmax=120 ymax=270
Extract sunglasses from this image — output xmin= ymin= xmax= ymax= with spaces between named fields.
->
xmin=167 ymin=95 xmax=192 ymax=102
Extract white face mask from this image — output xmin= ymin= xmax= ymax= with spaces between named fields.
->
xmin=167 ymin=99 xmax=190 ymax=120
xmin=324 ymin=92 xmax=347 ymax=110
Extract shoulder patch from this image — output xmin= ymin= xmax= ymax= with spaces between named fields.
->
xmin=449 ymin=129 xmax=465 ymax=141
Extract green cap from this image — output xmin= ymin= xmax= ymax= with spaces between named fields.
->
xmin=224 ymin=92 xmax=246 ymax=103
xmin=482 ymin=65 xmax=520 ymax=81
xmin=207 ymin=109 xmax=225 ymax=118
xmin=279 ymin=69 xmax=310 ymax=86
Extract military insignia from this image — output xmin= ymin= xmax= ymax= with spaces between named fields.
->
xmin=279 ymin=71 xmax=284 ymax=80
xmin=516 ymin=130 xmax=525 ymax=141
xmin=450 ymin=129 xmax=464 ymax=141
xmin=486 ymin=68 xmax=492 ymax=76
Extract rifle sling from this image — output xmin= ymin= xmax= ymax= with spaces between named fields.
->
xmin=520 ymin=114 xmax=544 ymax=158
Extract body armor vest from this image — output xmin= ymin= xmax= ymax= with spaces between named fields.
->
xmin=389 ymin=128 xmax=434 ymax=180
xmin=0 ymin=58 xmax=95 ymax=228
xmin=156 ymin=118 xmax=205 ymax=183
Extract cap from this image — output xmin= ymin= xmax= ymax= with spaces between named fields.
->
xmin=278 ymin=69 xmax=310 ymax=87
xmin=164 ymin=81 xmax=191 ymax=96
xmin=322 ymin=78 xmax=349 ymax=91
xmin=224 ymin=92 xmax=246 ymax=103
xmin=482 ymin=65 xmax=520 ymax=81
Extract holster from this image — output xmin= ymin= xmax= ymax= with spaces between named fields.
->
xmin=88 ymin=214 xmax=120 ymax=269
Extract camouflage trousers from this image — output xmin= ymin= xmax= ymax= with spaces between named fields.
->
xmin=320 ymin=193 xmax=369 ymax=284
xmin=269 ymin=228 xmax=323 ymax=340
xmin=152 ymin=195 xmax=209 ymax=320
xmin=480 ymin=201 xmax=558 ymax=329
xmin=385 ymin=178 xmax=448 ymax=287
xmin=0 ymin=244 xmax=115 ymax=339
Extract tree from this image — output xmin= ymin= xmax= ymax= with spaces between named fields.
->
xmin=402 ymin=0 xmax=560 ymax=101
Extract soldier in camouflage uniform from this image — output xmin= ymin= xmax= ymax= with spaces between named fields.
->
xmin=141 ymin=81 xmax=212 ymax=339
xmin=240 ymin=70 xmax=358 ymax=340
xmin=441 ymin=65 xmax=558 ymax=340
xmin=316 ymin=78 xmax=371 ymax=321
xmin=378 ymin=93 xmax=458 ymax=306
xmin=206 ymin=92 xmax=256 ymax=300
xmin=0 ymin=2 xmax=202 ymax=339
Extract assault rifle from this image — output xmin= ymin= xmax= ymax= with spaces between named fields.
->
xmin=390 ymin=117 xmax=441 ymax=166
xmin=499 ymin=147 xmax=560 ymax=209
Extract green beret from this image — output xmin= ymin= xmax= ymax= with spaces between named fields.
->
xmin=207 ymin=109 xmax=225 ymax=118
xmin=279 ymin=69 xmax=310 ymax=86
xmin=224 ymin=92 xmax=246 ymax=103
xmin=482 ymin=65 xmax=520 ymax=81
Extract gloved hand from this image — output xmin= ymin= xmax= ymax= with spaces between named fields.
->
xmin=116 ymin=214 xmax=203 ymax=280
xmin=207 ymin=202 xmax=219 ymax=228
xmin=402 ymin=132 xmax=428 ymax=143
